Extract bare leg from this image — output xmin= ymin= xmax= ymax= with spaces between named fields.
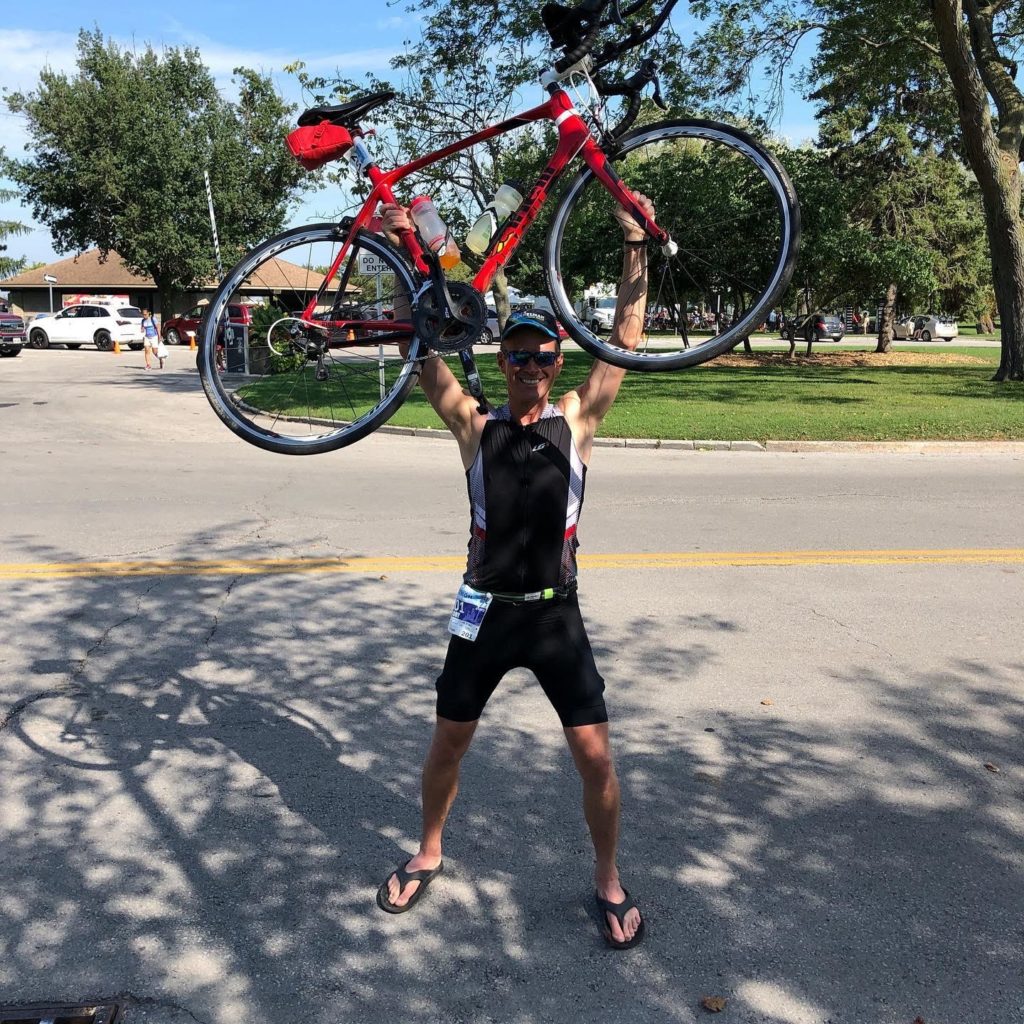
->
xmin=384 ymin=715 xmax=477 ymax=908
xmin=564 ymin=722 xmax=642 ymax=944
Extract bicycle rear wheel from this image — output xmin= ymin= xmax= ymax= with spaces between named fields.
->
xmin=545 ymin=119 xmax=800 ymax=371
xmin=198 ymin=223 xmax=425 ymax=455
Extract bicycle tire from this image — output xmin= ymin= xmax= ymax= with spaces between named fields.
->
xmin=544 ymin=119 xmax=800 ymax=371
xmin=198 ymin=223 xmax=425 ymax=455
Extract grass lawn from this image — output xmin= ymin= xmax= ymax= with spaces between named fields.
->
xmin=382 ymin=346 xmax=1023 ymax=441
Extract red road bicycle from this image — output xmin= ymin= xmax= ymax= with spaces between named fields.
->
xmin=198 ymin=0 xmax=800 ymax=455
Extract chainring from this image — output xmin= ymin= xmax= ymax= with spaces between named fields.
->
xmin=414 ymin=282 xmax=487 ymax=354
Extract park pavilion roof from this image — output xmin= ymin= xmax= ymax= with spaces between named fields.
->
xmin=1 ymin=248 xmax=332 ymax=294
xmin=2 ymin=249 xmax=153 ymax=288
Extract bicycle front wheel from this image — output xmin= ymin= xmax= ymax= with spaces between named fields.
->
xmin=198 ymin=223 xmax=425 ymax=455
xmin=545 ymin=119 xmax=800 ymax=371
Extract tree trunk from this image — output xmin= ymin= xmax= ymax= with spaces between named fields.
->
xmin=155 ymin=277 xmax=178 ymax=333
xmin=875 ymin=282 xmax=897 ymax=353
xmin=931 ymin=0 xmax=1024 ymax=381
xmin=492 ymin=267 xmax=512 ymax=331
xmin=983 ymin=171 xmax=1024 ymax=379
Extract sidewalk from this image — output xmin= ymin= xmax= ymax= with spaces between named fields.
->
xmin=376 ymin=423 xmax=1024 ymax=453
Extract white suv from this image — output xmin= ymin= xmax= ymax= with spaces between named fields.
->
xmin=28 ymin=303 xmax=146 ymax=351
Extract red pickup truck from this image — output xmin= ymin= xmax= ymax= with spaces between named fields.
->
xmin=0 ymin=313 xmax=27 ymax=357
xmin=162 ymin=302 xmax=253 ymax=345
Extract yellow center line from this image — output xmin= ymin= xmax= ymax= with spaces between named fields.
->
xmin=0 ymin=549 xmax=1021 ymax=580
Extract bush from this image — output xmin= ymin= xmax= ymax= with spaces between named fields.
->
xmin=249 ymin=302 xmax=306 ymax=375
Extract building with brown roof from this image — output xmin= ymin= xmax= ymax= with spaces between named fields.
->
xmin=1 ymin=250 xmax=158 ymax=318
xmin=1 ymin=248 xmax=344 ymax=322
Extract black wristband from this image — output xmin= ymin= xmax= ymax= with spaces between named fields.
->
xmin=623 ymin=240 xmax=647 ymax=249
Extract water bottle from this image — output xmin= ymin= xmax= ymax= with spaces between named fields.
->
xmin=465 ymin=183 xmax=524 ymax=255
xmin=409 ymin=196 xmax=461 ymax=269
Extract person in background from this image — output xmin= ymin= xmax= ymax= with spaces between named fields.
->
xmin=142 ymin=309 xmax=159 ymax=370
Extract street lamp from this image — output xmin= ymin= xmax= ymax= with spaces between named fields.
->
xmin=43 ymin=274 xmax=57 ymax=313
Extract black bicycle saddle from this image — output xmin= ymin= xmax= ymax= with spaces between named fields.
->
xmin=297 ymin=91 xmax=395 ymax=128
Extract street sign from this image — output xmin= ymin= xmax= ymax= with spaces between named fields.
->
xmin=358 ymin=253 xmax=394 ymax=276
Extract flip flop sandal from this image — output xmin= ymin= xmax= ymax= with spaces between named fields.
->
xmin=595 ymin=888 xmax=646 ymax=950
xmin=376 ymin=860 xmax=444 ymax=915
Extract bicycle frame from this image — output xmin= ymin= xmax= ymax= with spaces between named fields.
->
xmin=302 ymin=85 xmax=669 ymax=333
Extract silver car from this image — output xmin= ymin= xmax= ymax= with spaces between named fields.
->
xmin=912 ymin=315 xmax=959 ymax=342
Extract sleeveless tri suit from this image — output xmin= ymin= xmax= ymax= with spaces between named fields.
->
xmin=435 ymin=405 xmax=607 ymax=727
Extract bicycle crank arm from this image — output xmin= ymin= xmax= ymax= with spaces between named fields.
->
xmin=457 ymin=349 xmax=489 ymax=414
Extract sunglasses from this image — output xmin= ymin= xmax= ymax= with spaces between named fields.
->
xmin=501 ymin=350 xmax=559 ymax=368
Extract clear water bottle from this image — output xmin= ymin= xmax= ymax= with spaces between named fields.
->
xmin=409 ymin=196 xmax=461 ymax=269
xmin=465 ymin=183 xmax=524 ymax=255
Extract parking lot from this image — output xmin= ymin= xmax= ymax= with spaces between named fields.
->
xmin=1 ymin=349 xmax=1022 ymax=1024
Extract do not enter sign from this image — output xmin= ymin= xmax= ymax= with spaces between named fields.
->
xmin=357 ymin=253 xmax=394 ymax=276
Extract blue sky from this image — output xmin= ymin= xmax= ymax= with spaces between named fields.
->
xmin=0 ymin=1 xmax=820 ymax=268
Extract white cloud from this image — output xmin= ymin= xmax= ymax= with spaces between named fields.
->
xmin=0 ymin=29 xmax=81 ymax=96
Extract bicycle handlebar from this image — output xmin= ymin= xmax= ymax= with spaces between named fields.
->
xmin=553 ymin=22 xmax=603 ymax=72
xmin=546 ymin=0 xmax=679 ymax=80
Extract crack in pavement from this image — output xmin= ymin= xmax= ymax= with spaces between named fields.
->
xmin=810 ymin=606 xmax=897 ymax=660
xmin=118 ymin=992 xmax=212 ymax=1024
xmin=204 ymin=574 xmax=243 ymax=647
xmin=0 ymin=578 xmax=166 ymax=730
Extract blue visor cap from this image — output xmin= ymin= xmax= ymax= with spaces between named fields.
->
xmin=500 ymin=308 xmax=560 ymax=342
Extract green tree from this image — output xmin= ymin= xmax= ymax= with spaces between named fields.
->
xmin=686 ymin=0 xmax=1024 ymax=379
xmin=0 ymin=148 xmax=31 ymax=279
xmin=5 ymin=30 xmax=307 ymax=315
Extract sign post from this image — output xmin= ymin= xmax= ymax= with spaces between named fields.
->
xmin=204 ymin=168 xmax=223 ymax=278
xmin=43 ymin=274 xmax=57 ymax=313
xmin=357 ymin=252 xmax=395 ymax=401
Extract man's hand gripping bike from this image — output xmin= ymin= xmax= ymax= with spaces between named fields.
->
xmin=197 ymin=0 xmax=800 ymax=455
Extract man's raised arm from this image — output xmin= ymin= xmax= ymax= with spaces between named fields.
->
xmin=568 ymin=193 xmax=653 ymax=446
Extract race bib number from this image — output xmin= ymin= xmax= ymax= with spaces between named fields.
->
xmin=448 ymin=584 xmax=493 ymax=641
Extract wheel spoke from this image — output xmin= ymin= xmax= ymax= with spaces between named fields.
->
xmin=546 ymin=120 xmax=798 ymax=370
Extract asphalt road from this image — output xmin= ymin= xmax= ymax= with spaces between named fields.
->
xmin=1 ymin=349 xmax=1022 ymax=1024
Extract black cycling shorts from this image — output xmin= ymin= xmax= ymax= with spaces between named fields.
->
xmin=435 ymin=592 xmax=606 ymax=728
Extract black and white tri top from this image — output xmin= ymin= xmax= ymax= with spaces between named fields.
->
xmin=464 ymin=404 xmax=586 ymax=593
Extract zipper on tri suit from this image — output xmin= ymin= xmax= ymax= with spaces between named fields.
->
xmin=518 ymin=425 xmax=532 ymax=591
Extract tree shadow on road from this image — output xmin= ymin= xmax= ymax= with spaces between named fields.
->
xmin=1 ymin=532 xmax=1021 ymax=1024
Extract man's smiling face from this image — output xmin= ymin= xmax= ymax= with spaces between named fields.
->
xmin=497 ymin=332 xmax=563 ymax=403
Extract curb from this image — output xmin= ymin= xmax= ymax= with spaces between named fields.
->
xmin=374 ymin=425 xmax=1024 ymax=453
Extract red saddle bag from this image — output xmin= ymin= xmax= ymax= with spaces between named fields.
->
xmin=286 ymin=122 xmax=354 ymax=170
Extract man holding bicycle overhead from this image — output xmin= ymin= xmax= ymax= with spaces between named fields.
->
xmin=376 ymin=194 xmax=654 ymax=950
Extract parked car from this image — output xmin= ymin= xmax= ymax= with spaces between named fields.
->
xmin=28 ymin=303 xmax=145 ymax=351
xmin=480 ymin=307 xmax=500 ymax=344
xmin=892 ymin=315 xmax=920 ymax=340
xmin=912 ymin=314 xmax=958 ymax=342
xmin=163 ymin=302 xmax=254 ymax=345
xmin=783 ymin=312 xmax=845 ymax=344
xmin=0 ymin=312 xmax=27 ymax=357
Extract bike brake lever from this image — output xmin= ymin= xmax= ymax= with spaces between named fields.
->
xmin=651 ymin=68 xmax=667 ymax=110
